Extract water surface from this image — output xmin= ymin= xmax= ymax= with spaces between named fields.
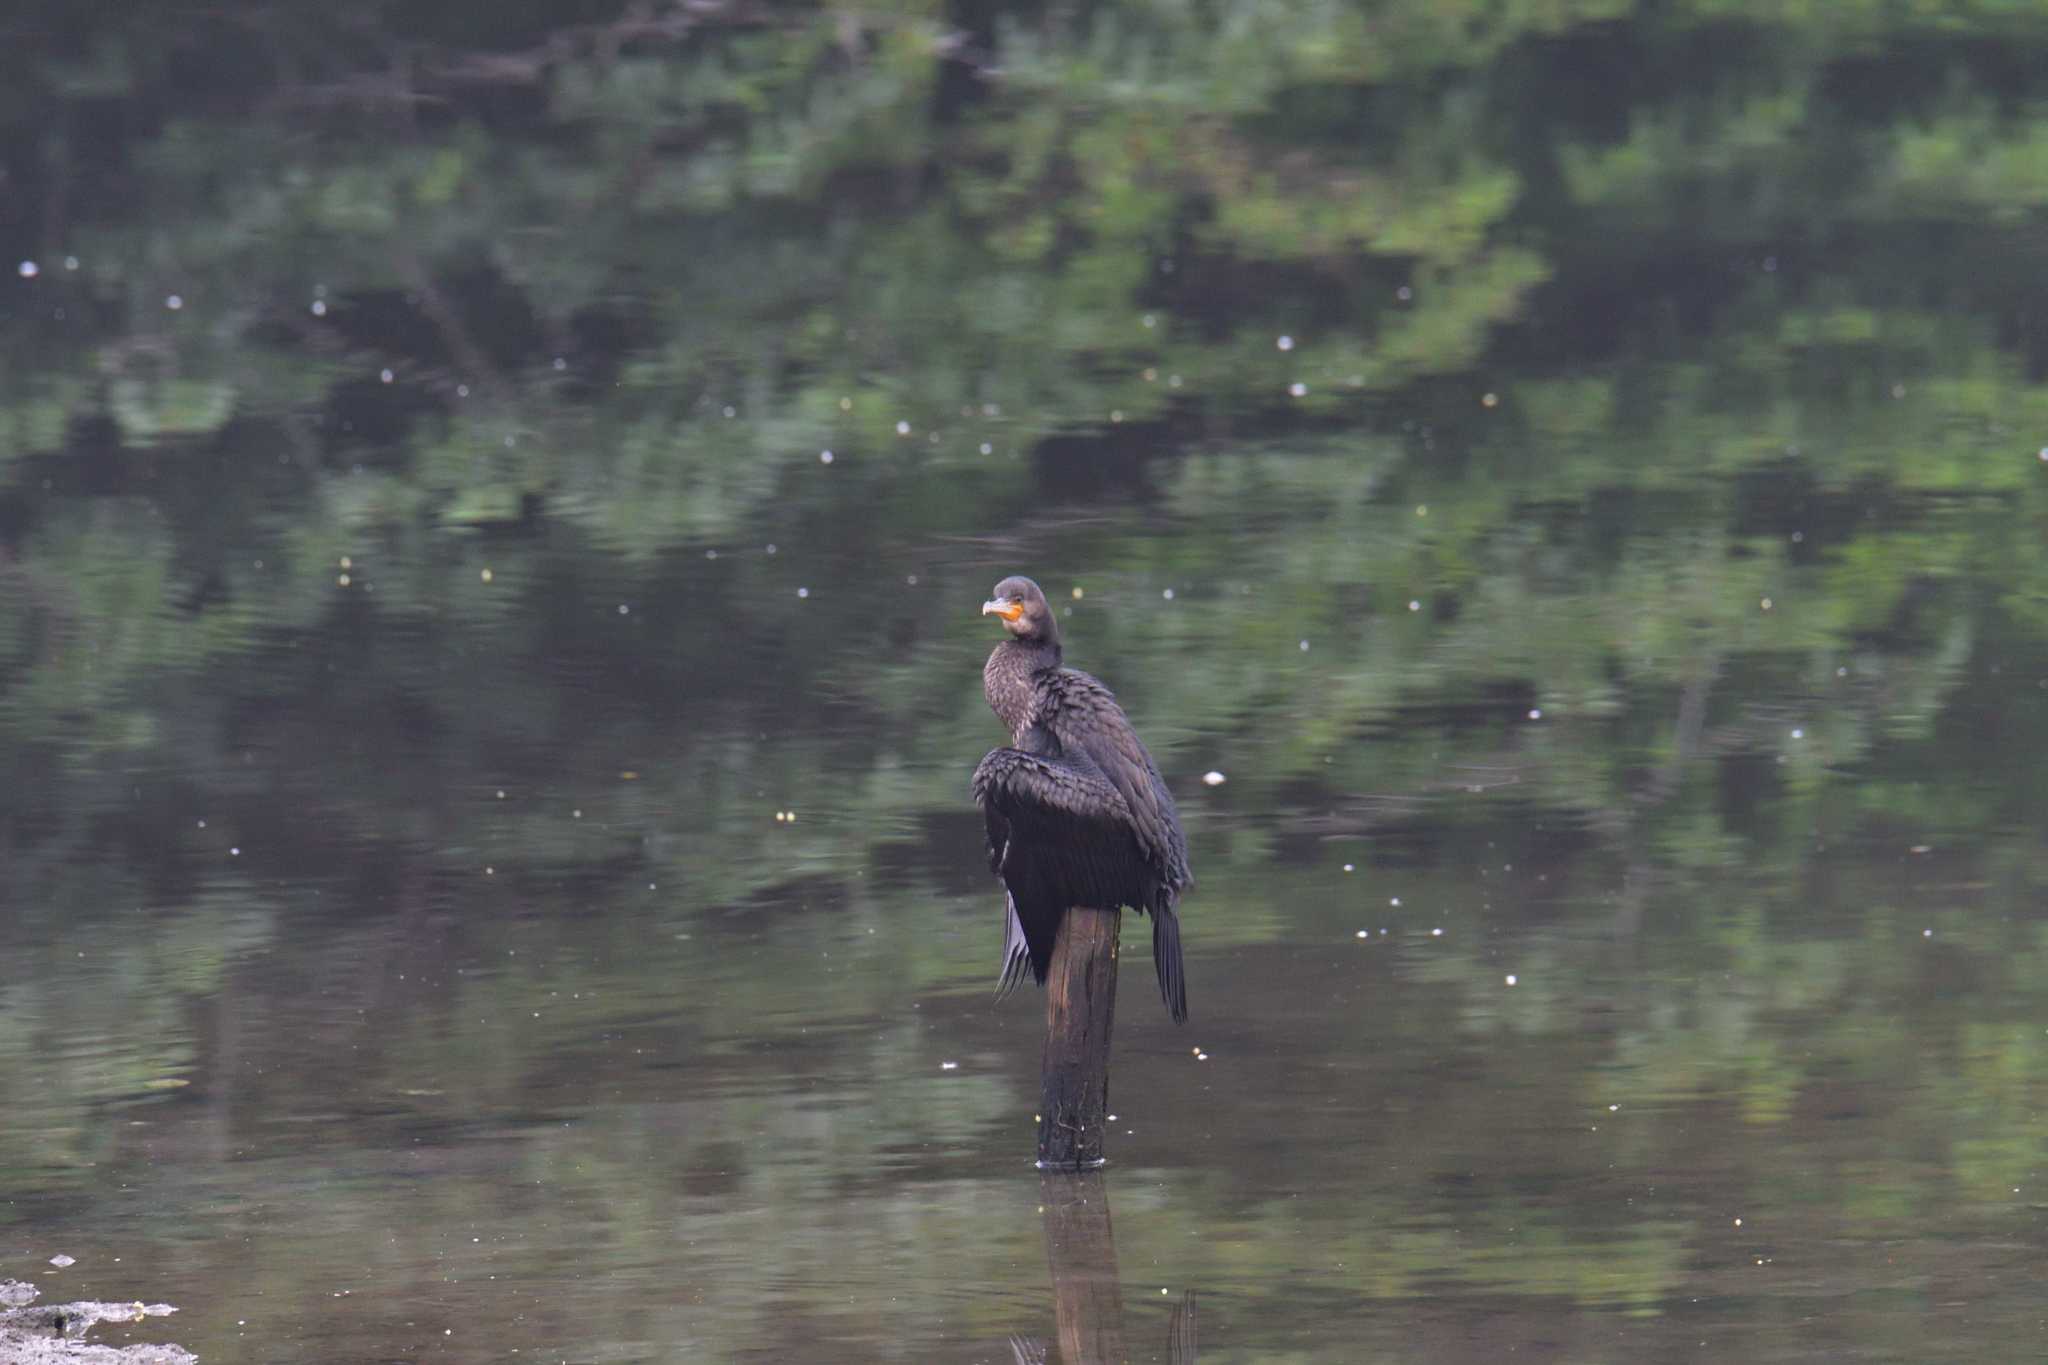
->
xmin=2 ymin=3 xmax=2046 ymax=1361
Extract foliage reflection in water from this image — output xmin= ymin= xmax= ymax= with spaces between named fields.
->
xmin=2 ymin=0 xmax=2047 ymax=1360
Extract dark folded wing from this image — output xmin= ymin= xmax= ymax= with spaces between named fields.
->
xmin=1041 ymin=672 xmax=1191 ymax=898
xmin=973 ymin=745 xmax=1145 ymax=982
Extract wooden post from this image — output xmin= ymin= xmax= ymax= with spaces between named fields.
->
xmin=1036 ymin=905 xmax=1120 ymax=1170
xmin=1038 ymin=1171 xmax=1129 ymax=1364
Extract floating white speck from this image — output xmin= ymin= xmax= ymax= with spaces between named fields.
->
xmin=165 ymin=294 xmax=183 ymax=310
xmin=230 ymin=847 xmax=241 ymax=857
xmin=1168 ymin=374 xmax=1183 ymax=388
xmin=1162 ymin=587 xmax=1175 ymax=600
xmin=1342 ymin=863 xmax=1354 ymax=872
xmin=895 ymin=420 xmax=911 ymax=435
xmin=1836 ymin=666 xmax=1848 ymax=677
xmin=380 ymin=368 xmax=394 ymax=383
xmin=1142 ymin=314 xmax=1156 ymax=329
xmin=1529 ymin=708 xmax=1542 ymax=720
xmin=1608 ymin=1104 xmax=1619 ymax=1112
xmin=617 ymin=604 xmax=629 ymax=615
xmin=573 ymin=809 xmax=582 ymax=818
xmin=979 ymin=442 xmax=994 ymax=455
xmin=1430 ymin=927 xmax=1443 ymax=937
xmin=940 ymin=1061 xmax=959 ymax=1071
xmin=1791 ymin=531 xmax=1805 ymax=543
xmin=1196 ymin=1052 xmax=1209 ymax=1061
xmin=1408 ymin=599 xmax=1421 ymax=612
xmin=17 ymin=260 xmax=37 ymax=278
xmin=1734 ymin=1217 xmax=1743 ymax=1226
xmin=1922 ymin=928 xmax=1933 ymax=938
xmin=1761 ymin=597 xmax=1773 ymax=611
xmin=1396 ymin=285 xmax=1413 ymax=301
xmin=1110 ymin=409 xmax=1124 ymax=423
xmin=1276 ymin=335 xmax=1294 ymax=351
xmin=456 ymin=384 xmax=469 ymax=398
xmin=1355 ymin=929 xmax=1369 ymax=939
xmin=1390 ymin=897 xmax=1400 ymax=906
xmin=1415 ymin=505 xmax=1428 ymax=517
xmin=48 ymin=1254 xmax=74 ymax=1268
xmin=796 ymin=586 xmax=809 ymax=599
xmin=1505 ymin=974 xmax=1517 ymax=986
xmin=552 ymin=357 xmax=566 ymax=371
xmin=1202 ymin=770 xmax=1226 ymax=786
xmin=1481 ymin=392 xmax=1499 ymax=408
xmin=819 ymin=449 xmax=834 ymax=464
xmin=2039 ymin=447 xmax=2048 ymax=462
xmin=1289 ymin=382 xmax=1308 ymax=397
xmin=197 ymin=819 xmax=206 ymax=828
xmin=480 ymin=568 xmax=493 ymax=582
xmin=1790 ymin=728 xmax=1803 ymax=739
xmin=765 ymin=543 xmax=777 ymax=555
xmin=1299 ymin=639 xmax=1310 ymax=651
xmin=310 ymin=299 xmax=327 ymax=316
xmin=337 ymin=573 xmax=351 ymax=587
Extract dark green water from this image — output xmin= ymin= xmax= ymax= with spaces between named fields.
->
xmin=2 ymin=3 xmax=2046 ymax=1361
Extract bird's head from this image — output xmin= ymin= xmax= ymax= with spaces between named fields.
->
xmin=982 ymin=575 xmax=1058 ymax=645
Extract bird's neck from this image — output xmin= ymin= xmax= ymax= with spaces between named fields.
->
xmin=1005 ymin=636 xmax=1060 ymax=671
xmin=1015 ymin=634 xmax=1064 ymax=667
xmin=985 ymin=637 xmax=1060 ymax=737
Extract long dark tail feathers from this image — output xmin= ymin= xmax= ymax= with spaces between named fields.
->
xmin=1000 ymin=897 xmax=1183 ymax=1020
xmin=994 ymin=894 xmax=1033 ymax=1004
xmin=1153 ymin=901 xmax=1187 ymax=1023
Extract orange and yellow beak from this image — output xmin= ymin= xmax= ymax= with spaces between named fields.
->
xmin=982 ymin=597 xmax=1024 ymax=622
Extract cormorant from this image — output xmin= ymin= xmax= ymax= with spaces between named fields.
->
xmin=972 ymin=575 xmax=1192 ymax=1022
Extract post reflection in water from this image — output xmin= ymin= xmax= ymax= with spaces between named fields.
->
xmin=1015 ymin=1172 xmax=1198 ymax=1365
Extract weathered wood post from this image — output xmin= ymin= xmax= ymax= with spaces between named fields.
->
xmin=1036 ymin=905 xmax=1120 ymax=1170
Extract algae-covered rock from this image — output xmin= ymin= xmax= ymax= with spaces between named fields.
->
xmin=0 ymin=1280 xmax=194 ymax=1364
